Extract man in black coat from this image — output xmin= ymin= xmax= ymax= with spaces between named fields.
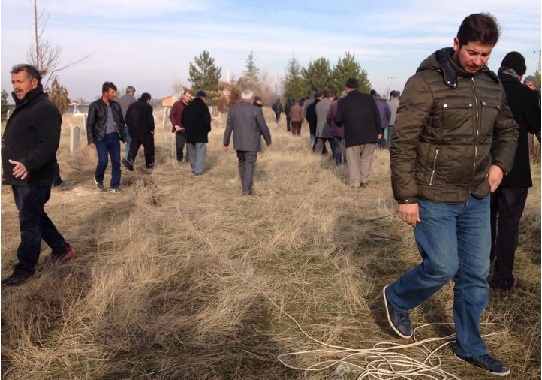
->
xmin=305 ymin=92 xmax=321 ymax=145
xmin=490 ymin=52 xmax=541 ymax=291
xmin=123 ymin=92 xmax=155 ymax=171
xmin=1 ymin=64 xmax=74 ymax=286
xmin=333 ymin=78 xmax=382 ymax=188
xmin=182 ymin=90 xmax=211 ymax=175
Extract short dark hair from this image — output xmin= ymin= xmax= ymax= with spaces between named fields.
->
xmin=456 ymin=13 xmax=500 ymax=47
xmin=345 ymin=77 xmax=359 ymax=89
xmin=11 ymin=64 xmax=42 ymax=84
xmin=139 ymin=92 xmax=152 ymax=102
xmin=102 ymin=81 xmax=117 ymax=94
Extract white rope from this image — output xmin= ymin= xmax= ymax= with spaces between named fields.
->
xmin=228 ymin=263 xmax=507 ymax=379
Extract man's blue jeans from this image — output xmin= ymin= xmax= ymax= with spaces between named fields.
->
xmin=387 ymin=195 xmax=490 ymax=357
xmin=12 ymin=185 xmax=67 ymax=274
xmin=95 ymin=133 xmax=122 ymax=189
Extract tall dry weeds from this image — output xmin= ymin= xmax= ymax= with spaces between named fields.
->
xmin=1 ymin=108 xmax=540 ymax=379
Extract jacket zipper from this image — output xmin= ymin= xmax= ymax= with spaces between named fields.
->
xmin=429 ymin=148 xmax=440 ymax=185
xmin=470 ymin=77 xmax=479 ymax=192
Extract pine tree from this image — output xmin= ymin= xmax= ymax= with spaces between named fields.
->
xmin=331 ymin=52 xmax=371 ymax=96
xmin=238 ymin=50 xmax=261 ymax=93
xmin=1 ymin=90 xmax=8 ymax=121
xmin=46 ymin=78 xmax=70 ymax=114
xmin=283 ymin=57 xmax=308 ymax=101
xmin=302 ymin=57 xmax=332 ymax=93
xmin=188 ymin=50 xmax=221 ymax=92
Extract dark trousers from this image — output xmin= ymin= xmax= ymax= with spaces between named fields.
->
xmin=236 ymin=150 xmax=257 ymax=195
xmin=53 ymin=161 xmax=62 ymax=186
xmin=95 ymin=133 xmax=121 ymax=189
xmin=490 ymin=187 xmax=528 ymax=290
xmin=12 ymin=185 xmax=67 ymax=274
xmin=291 ymin=121 xmax=301 ymax=136
xmin=286 ymin=118 xmax=292 ymax=132
xmin=275 ymin=113 xmax=281 ymax=123
xmin=314 ymin=137 xmax=334 ymax=155
xmin=175 ymin=133 xmax=186 ymax=162
xmin=128 ymin=133 xmax=155 ymax=168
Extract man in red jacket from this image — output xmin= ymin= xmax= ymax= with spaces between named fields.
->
xmin=169 ymin=90 xmax=192 ymax=163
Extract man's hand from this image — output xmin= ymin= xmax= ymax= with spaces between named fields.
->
xmin=487 ymin=164 xmax=504 ymax=192
xmin=224 ymin=145 xmax=229 ymax=151
xmin=174 ymin=125 xmax=184 ymax=132
xmin=89 ymin=143 xmax=96 ymax=149
xmin=377 ymin=134 xmax=382 ymax=140
xmin=398 ymin=203 xmax=420 ymax=227
xmin=8 ymin=159 xmax=28 ymax=179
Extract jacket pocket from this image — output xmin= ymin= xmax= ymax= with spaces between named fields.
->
xmin=479 ymin=99 xmax=500 ymax=137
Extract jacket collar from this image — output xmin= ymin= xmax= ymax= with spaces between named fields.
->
xmin=11 ymin=83 xmax=45 ymax=107
xmin=433 ymin=47 xmax=498 ymax=89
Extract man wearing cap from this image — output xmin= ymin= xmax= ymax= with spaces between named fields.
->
xmin=333 ymin=78 xmax=382 ymax=188
xmin=490 ymin=52 xmax=541 ymax=292
xmin=118 ymin=86 xmax=137 ymax=162
xmin=224 ymin=90 xmax=272 ymax=195
xmin=253 ymin=95 xmax=263 ymax=108
xmin=181 ymin=90 xmax=211 ymax=175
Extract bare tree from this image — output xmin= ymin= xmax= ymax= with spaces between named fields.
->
xmin=26 ymin=0 xmax=91 ymax=88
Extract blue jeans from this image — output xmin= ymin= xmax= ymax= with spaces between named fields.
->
xmin=12 ymin=185 xmax=67 ymax=274
xmin=387 ymin=195 xmax=490 ymax=357
xmin=95 ymin=133 xmax=122 ymax=189
xmin=186 ymin=143 xmax=207 ymax=174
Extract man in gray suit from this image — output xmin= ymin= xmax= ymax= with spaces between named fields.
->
xmin=224 ymin=90 xmax=272 ymax=195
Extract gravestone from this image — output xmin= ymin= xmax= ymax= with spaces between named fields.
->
xmin=70 ymin=126 xmax=80 ymax=153
xmin=163 ymin=107 xmax=170 ymax=130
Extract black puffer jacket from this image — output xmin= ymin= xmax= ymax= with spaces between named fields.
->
xmin=86 ymin=98 xmax=126 ymax=144
xmin=2 ymin=85 xmax=61 ymax=186
xmin=390 ymin=47 xmax=519 ymax=204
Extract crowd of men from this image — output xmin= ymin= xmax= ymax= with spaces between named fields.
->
xmin=2 ymin=11 xmax=541 ymax=377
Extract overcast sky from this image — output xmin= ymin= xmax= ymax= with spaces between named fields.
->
xmin=1 ymin=0 xmax=540 ymax=103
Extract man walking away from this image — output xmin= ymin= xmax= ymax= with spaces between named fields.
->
xmin=383 ymin=13 xmax=518 ymax=376
xmin=117 ymin=85 xmax=136 ymax=160
xmin=2 ymin=64 xmax=75 ymax=286
xmin=123 ymin=92 xmax=156 ymax=171
xmin=224 ymin=90 xmax=272 ymax=195
xmin=182 ymin=90 xmax=211 ymax=176
xmin=272 ymin=99 xmax=283 ymax=123
xmin=333 ymin=78 xmax=382 ymax=188
xmin=386 ymin=90 xmax=400 ymax=148
xmin=490 ymin=51 xmax=541 ymax=292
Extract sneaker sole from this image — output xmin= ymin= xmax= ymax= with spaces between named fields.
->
xmin=456 ymin=355 xmax=511 ymax=376
xmin=383 ymin=285 xmax=412 ymax=339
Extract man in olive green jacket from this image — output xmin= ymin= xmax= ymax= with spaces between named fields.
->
xmin=383 ymin=13 xmax=518 ymax=377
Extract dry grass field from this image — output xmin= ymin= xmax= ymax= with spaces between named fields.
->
xmin=1 ymin=108 xmax=540 ymax=379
